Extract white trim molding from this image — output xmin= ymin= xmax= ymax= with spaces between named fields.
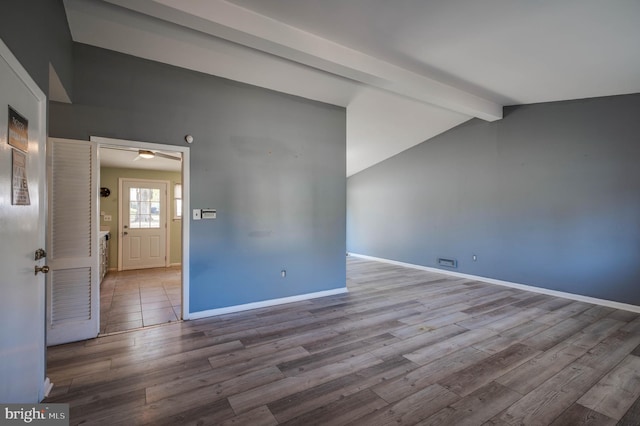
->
xmin=91 ymin=136 xmax=190 ymax=319
xmin=42 ymin=378 xmax=53 ymax=400
xmin=188 ymin=287 xmax=349 ymax=320
xmin=348 ymin=253 xmax=640 ymax=314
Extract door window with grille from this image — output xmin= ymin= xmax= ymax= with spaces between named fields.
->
xmin=129 ymin=187 xmax=161 ymax=228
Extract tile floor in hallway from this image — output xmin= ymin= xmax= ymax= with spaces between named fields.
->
xmin=99 ymin=267 xmax=182 ymax=334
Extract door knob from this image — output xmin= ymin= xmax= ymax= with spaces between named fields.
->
xmin=123 ymin=231 xmax=128 ymax=236
xmin=35 ymin=265 xmax=50 ymax=275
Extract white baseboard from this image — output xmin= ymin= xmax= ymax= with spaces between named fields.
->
xmin=186 ymin=287 xmax=349 ymax=320
xmin=348 ymin=253 xmax=640 ymax=313
xmin=41 ymin=377 xmax=53 ymax=401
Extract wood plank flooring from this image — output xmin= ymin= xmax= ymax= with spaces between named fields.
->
xmin=45 ymin=257 xmax=640 ymax=425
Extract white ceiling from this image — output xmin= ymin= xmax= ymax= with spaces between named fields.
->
xmin=100 ymin=147 xmax=182 ymax=172
xmin=64 ymin=0 xmax=640 ymax=176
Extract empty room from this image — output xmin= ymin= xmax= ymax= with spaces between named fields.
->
xmin=1 ymin=1 xmax=640 ymax=425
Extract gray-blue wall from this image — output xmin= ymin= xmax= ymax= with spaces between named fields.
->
xmin=51 ymin=44 xmax=346 ymax=312
xmin=0 ymin=0 xmax=73 ymax=97
xmin=348 ymin=94 xmax=640 ymax=306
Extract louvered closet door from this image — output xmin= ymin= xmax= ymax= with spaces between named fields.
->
xmin=47 ymin=138 xmax=99 ymax=346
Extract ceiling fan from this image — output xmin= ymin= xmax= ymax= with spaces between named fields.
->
xmin=133 ymin=149 xmax=181 ymax=161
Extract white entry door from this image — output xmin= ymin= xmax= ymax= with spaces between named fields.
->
xmin=120 ymin=179 xmax=168 ymax=270
xmin=0 ymin=40 xmax=49 ymax=402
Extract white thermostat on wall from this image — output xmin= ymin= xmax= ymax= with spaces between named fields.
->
xmin=201 ymin=209 xmax=217 ymax=219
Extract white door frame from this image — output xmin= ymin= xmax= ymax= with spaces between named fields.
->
xmin=92 ymin=136 xmax=190 ymax=319
xmin=0 ymin=39 xmax=49 ymax=401
xmin=118 ymin=177 xmax=170 ymax=270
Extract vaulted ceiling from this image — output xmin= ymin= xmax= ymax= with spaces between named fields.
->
xmin=64 ymin=0 xmax=640 ymax=176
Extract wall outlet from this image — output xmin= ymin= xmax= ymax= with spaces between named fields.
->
xmin=103 ymin=215 xmax=112 ymax=222
xmin=281 ymin=269 xmax=286 ymax=278
xmin=472 ymin=255 xmax=477 ymax=261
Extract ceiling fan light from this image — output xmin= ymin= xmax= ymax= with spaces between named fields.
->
xmin=138 ymin=150 xmax=155 ymax=159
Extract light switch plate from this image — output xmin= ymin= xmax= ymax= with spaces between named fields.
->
xmin=103 ymin=215 xmax=112 ymax=222
xmin=193 ymin=209 xmax=201 ymax=220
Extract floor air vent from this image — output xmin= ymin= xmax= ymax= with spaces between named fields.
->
xmin=437 ymin=257 xmax=457 ymax=268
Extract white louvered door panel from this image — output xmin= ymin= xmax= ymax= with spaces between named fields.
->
xmin=47 ymin=138 xmax=99 ymax=345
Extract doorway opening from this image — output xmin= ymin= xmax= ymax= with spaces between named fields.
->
xmin=94 ymin=137 xmax=190 ymax=334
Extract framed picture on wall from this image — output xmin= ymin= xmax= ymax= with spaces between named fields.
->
xmin=12 ymin=149 xmax=30 ymax=205
xmin=7 ymin=106 xmax=29 ymax=152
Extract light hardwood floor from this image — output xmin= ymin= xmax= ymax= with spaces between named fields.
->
xmin=45 ymin=257 xmax=640 ymax=425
